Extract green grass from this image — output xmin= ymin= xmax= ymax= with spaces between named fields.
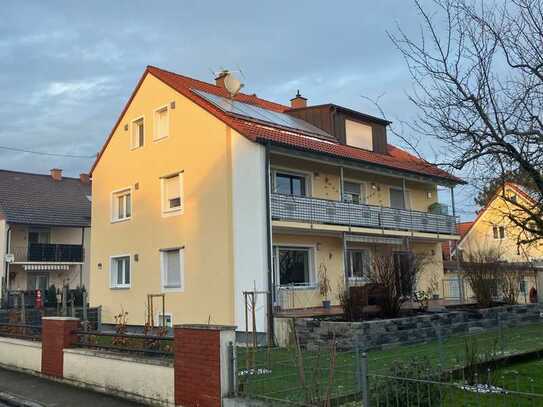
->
xmin=236 ymin=323 xmax=543 ymax=405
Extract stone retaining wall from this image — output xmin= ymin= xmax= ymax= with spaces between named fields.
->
xmin=295 ymin=304 xmax=543 ymax=351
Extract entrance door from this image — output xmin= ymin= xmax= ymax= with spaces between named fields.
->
xmin=393 ymin=251 xmax=414 ymax=296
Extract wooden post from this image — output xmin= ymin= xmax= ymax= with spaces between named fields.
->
xmin=20 ymin=292 xmax=26 ymax=324
xmin=82 ymin=290 xmax=88 ymax=322
xmin=61 ymin=285 xmax=67 ymax=317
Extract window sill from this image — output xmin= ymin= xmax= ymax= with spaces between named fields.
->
xmin=111 ymin=217 xmax=131 ymax=224
xmin=110 ymin=286 xmax=131 ymax=290
xmin=162 ymin=286 xmax=183 ymax=293
xmin=162 ymin=209 xmax=182 ymax=218
xmin=277 ymin=284 xmax=317 ymax=291
xmin=153 ymin=136 xmax=168 ymax=143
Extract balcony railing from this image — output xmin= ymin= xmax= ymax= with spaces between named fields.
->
xmin=271 ymin=193 xmax=457 ymax=235
xmin=13 ymin=243 xmax=84 ymax=263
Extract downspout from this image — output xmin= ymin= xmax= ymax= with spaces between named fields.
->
xmin=3 ymin=225 xmax=11 ymax=305
xmin=80 ymin=227 xmax=85 ymax=288
xmin=264 ymin=142 xmax=274 ymax=345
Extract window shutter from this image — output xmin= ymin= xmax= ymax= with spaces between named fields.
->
xmin=165 ymin=175 xmax=181 ymax=209
xmin=165 ymin=250 xmax=181 ymax=288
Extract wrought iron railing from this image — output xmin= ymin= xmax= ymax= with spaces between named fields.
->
xmin=12 ymin=243 xmax=84 ymax=262
xmin=271 ymin=193 xmax=458 ymax=235
xmin=0 ymin=322 xmax=42 ymax=341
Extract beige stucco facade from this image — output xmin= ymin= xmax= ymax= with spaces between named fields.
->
xmin=90 ymin=74 xmax=239 ymax=326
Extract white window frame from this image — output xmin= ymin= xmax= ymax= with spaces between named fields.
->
xmin=160 ymin=247 xmax=184 ymax=292
xmin=161 ymin=172 xmax=184 ymax=216
xmin=110 ymin=254 xmax=131 ymax=289
xmin=271 ymin=167 xmax=313 ymax=197
xmin=153 ymin=105 xmax=170 ymax=141
xmin=273 ymin=244 xmax=316 ymax=289
xmin=346 ymin=248 xmax=372 ymax=282
xmin=130 ymin=116 xmax=145 ymax=150
xmin=111 ymin=187 xmax=133 ymax=223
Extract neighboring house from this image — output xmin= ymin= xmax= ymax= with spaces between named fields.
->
xmin=444 ymin=183 xmax=542 ymax=302
xmin=0 ymin=169 xmax=91 ymax=303
xmin=89 ymin=65 xmax=462 ymax=336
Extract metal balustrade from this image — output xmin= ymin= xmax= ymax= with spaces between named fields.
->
xmin=12 ymin=243 xmax=84 ymax=262
xmin=271 ymin=193 xmax=458 ymax=235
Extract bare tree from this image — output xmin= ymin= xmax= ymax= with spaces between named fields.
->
xmin=460 ymin=247 xmax=503 ymax=307
xmin=390 ymin=0 xmax=543 ymax=245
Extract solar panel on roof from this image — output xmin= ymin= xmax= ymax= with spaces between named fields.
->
xmin=191 ymin=89 xmax=332 ymax=139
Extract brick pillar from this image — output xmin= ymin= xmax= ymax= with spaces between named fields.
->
xmin=174 ymin=324 xmax=235 ymax=407
xmin=41 ymin=317 xmax=80 ymax=378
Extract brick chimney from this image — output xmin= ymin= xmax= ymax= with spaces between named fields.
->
xmin=290 ymin=90 xmax=307 ymax=109
xmin=215 ymin=70 xmax=229 ymax=89
xmin=79 ymin=173 xmax=90 ymax=184
xmin=50 ymin=168 xmax=62 ymax=181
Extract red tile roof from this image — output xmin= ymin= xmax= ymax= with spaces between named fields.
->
xmin=442 ymin=221 xmax=474 ymax=259
xmin=91 ymin=65 xmax=463 ymax=184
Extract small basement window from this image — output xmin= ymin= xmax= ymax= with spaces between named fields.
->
xmin=345 ymin=119 xmax=373 ymax=150
xmin=131 ymin=117 xmax=144 ymax=149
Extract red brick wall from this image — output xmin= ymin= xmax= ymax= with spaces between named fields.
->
xmin=41 ymin=318 xmax=79 ymax=378
xmin=174 ymin=328 xmax=221 ymax=407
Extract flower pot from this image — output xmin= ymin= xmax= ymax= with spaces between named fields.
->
xmin=322 ymin=300 xmax=331 ymax=309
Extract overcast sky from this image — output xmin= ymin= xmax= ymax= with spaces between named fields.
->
xmin=0 ymin=1 xmax=477 ymax=220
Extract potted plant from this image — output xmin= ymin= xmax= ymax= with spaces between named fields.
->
xmin=318 ymin=263 xmax=332 ymax=309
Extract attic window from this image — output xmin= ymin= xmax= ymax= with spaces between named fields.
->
xmin=345 ymin=119 xmax=373 ymax=151
xmin=131 ymin=117 xmax=144 ymax=149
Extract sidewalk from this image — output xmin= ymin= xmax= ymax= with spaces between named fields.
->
xmin=0 ymin=367 xmax=144 ymax=406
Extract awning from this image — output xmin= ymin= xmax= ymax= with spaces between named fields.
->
xmin=344 ymin=234 xmax=403 ymax=245
xmin=22 ymin=264 xmax=72 ymax=271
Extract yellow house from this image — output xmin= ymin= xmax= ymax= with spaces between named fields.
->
xmin=89 ymin=66 xmax=463 ymax=337
xmin=444 ymin=183 xmax=542 ymax=302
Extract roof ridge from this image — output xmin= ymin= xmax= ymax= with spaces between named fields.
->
xmin=0 ymin=168 xmax=84 ymax=181
xmin=146 ymin=65 xmax=289 ymax=111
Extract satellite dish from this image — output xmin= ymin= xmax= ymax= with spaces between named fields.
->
xmin=223 ymin=72 xmax=244 ymax=97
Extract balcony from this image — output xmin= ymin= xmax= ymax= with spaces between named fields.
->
xmin=271 ymin=193 xmax=457 ymax=235
xmin=13 ymin=243 xmax=84 ymax=263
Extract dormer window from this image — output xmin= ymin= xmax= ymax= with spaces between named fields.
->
xmin=345 ymin=119 xmax=373 ymax=151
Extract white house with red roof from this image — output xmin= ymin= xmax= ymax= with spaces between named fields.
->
xmin=89 ymin=66 xmax=463 ymax=339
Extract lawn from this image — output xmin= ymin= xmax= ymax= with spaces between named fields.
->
xmin=236 ymin=323 xmax=543 ymax=405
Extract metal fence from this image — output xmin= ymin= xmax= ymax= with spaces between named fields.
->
xmin=74 ymin=329 xmax=174 ymax=358
xmin=234 ymin=322 xmax=543 ymax=406
xmin=0 ymin=322 xmax=41 ymax=341
xmin=271 ymin=193 xmax=457 ymax=235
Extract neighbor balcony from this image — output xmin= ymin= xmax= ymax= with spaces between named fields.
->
xmin=271 ymin=193 xmax=457 ymax=235
xmin=13 ymin=243 xmax=84 ymax=263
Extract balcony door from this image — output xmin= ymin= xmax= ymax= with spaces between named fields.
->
xmin=28 ymin=228 xmax=50 ymax=244
xmin=346 ymin=249 xmax=371 ymax=281
xmin=389 ymin=188 xmax=411 ymax=210
xmin=273 ymin=246 xmax=314 ymax=288
xmin=27 ymin=273 xmax=49 ymax=290
xmin=343 ymin=181 xmax=366 ymax=205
